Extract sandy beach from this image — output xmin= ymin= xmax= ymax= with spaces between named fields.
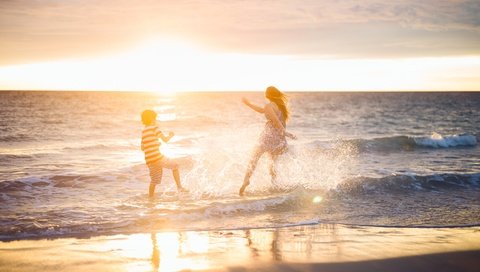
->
xmin=1 ymin=224 xmax=479 ymax=271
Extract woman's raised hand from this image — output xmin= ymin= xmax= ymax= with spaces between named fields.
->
xmin=241 ymin=97 xmax=250 ymax=106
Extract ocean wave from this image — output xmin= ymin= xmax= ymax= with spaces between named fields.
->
xmin=0 ymin=134 xmax=33 ymax=142
xmin=163 ymin=195 xmax=296 ymax=221
xmin=177 ymin=114 xmax=227 ymax=126
xmin=62 ymin=143 xmax=131 ymax=152
xmin=0 ymin=174 xmax=105 ymax=192
xmin=0 ymin=154 xmax=35 ymax=161
xmin=332 ymin=222 xmax=480 ymax=229
xmin=1 ymin=172 xmax=479 ymax=241
xmin=414 ymin=132 xmax=477 ymax=148
xmin=336 ymin=173 xmax=480 ymax=195
xmin=340 ymin=132 xmax=477 ymax=152
xmin=209 ymin=221 xmax=480 ymax=231
xmin=0 ymin=220 xmax=129 ymax=241
xmin=2 ymin=214 xmax=479 ymax=242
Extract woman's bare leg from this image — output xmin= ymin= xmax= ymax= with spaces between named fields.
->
xmin=240 ymin=148 xmax=264 ymax=196
xmin=161 ymin=158 xmax=187 ymax=193
xmin=269 ymin=153 xmax=279 ymax=188
xmin=172 ymin=169 xmax=187 ymax=192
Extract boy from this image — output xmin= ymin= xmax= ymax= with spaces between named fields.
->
xmin=141 ymin=109 xmax=187 ymax=197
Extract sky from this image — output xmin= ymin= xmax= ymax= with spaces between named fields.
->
xmin=0 ymin=0 xmax=479 ymax=92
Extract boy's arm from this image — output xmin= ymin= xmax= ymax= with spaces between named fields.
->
xmin=159 ymin=131 xmax=174 ymax=142
xmin=153 ymin=125 xmax=173 ymax=142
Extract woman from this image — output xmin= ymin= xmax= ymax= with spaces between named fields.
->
xmin=239 ymin=86 xmax=296 ymax=196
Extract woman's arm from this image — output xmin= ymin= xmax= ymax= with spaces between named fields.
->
xmin=242 ymin=97 xmax=264 ymax=113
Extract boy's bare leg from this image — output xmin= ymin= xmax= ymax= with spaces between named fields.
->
xmin=148 ymin=167 xmax=162 ymax=198
xmin=149 ymin=183 xmax=156 ymax=198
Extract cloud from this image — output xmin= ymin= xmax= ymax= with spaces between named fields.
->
xmin=191 ymin=0 xmax=480 ymax=31
xmin=0 ymin=0 xmax=479 ymax=65
xmin=338 ymin=0 xmax=480 ymax=31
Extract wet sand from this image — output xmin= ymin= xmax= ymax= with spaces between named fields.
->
xmin=1 ymin=224 xmax=479 ymax=271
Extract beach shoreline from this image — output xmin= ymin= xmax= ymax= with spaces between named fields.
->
xmin=1 ymin=223 xmax=479 ymax=271
xmin=250 ymin=250 xmax=480 ymax=272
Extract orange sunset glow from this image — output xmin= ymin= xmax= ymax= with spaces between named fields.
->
xmin=1 ymin=2 xmax=480 ymax=272
xmin=1 ymin=1 xmax=479 ymax=92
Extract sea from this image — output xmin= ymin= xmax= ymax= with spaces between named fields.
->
xmin=0 ymin=91 xmax=479 ymax=241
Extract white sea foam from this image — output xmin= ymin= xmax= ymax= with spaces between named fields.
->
xmin=203 ymin=195 xmax=292 ymax=217
xmin=414 ymin=132 xmax=477 ymax=148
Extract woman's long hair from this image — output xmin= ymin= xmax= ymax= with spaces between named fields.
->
xmin=265 ymin=86 xmax=290 ymax=122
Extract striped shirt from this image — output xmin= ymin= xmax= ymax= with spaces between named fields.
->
xmin=141 ymin=125 xmax=164 ymax=164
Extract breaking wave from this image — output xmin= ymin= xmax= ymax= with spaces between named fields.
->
xmin=341 ymin=133 xmax=477 ymax=152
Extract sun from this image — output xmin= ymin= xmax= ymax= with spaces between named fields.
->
xmin=83 ymin=37 xmax=212 ymax=93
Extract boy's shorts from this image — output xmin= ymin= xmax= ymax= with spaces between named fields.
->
xmin=147 ymin=157 xmax=179 ymax=185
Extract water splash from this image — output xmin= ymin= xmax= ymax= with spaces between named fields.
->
xmin=182 ymin=125 xmax=357 ymax=198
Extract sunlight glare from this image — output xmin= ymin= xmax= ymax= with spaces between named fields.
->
xmin=160 ymin=142 xmax=176 ymax=158
xmin=313 ymin=196 xmax=323 ymax=204
xmin=0 ymin=36 xmax=479 ymax=92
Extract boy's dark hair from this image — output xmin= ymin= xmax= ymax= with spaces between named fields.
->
xmin=141 ymin=109 xmax=157 ymax=125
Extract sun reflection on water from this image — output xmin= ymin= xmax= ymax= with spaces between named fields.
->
xmin=76 ymin=225 xmax=480 ymax=271
xmin=102 ymin=232 xmax=215 ymax=272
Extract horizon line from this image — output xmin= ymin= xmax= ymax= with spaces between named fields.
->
xmin=0 ymin=89 xmax=479 ymax=93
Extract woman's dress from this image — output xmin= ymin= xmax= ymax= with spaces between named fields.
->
xmin=257 ymin=103 xmax=287 ymax=155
